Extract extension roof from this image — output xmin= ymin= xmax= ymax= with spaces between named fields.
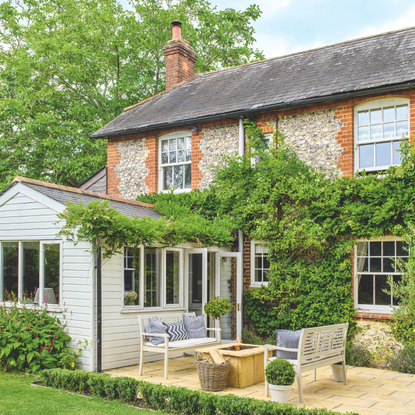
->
xmin=91 ymin=27 xmax=415 ymax=139
xmin=10 ymin=177 xmax=163 ymax=220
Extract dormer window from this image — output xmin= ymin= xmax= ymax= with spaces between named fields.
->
xmin=354 ymin=98 xmax=409 ymax=172
xmin=159 ymin=131 xmax=192 ymax=192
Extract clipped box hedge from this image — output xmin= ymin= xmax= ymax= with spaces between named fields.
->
xmin=40 ymin=369 xmax=358 ymax=415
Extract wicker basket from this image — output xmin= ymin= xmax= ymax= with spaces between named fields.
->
xmin=196 ymin=355 xmax=231 ymax=392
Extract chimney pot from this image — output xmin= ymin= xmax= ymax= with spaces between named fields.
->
xmin=171 ymin=21 xmax=182 ymax=40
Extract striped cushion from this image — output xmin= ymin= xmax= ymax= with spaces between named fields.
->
xmin=163 ymin=321 xmax=189 ymax=342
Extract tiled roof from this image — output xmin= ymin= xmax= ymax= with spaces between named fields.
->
xmin=91 ymin=27 xmax=415 ymax=138
xmin=12 ymin=177 xmax=163 ymax=220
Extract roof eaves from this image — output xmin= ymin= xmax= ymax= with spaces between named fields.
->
xmin=12 ymin=176 xmax=155 ymax=209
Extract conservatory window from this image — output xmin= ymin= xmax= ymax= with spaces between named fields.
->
xmin=159 ymin=131 xmax=192 ymax=192
xmin=355 ymin=239 xmax=408 ymax=311
xmin=251 ymin=241 xmax=270 ymax=286
xmin=124 ymin=247 xmax=141 ymax=306
xmin=0 ymin=241 xmax=61 ymax=306
xmin=355 ymin=98 xmax=409 ymax=172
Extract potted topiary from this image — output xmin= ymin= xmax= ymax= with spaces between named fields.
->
xmin=265 ymin=359 xmax=296 ymax=403
xmin=204 ymin=297 xmax=233 ymax=322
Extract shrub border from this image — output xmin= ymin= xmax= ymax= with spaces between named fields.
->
xmin=40 ymin=369 xmax=359 ymax=415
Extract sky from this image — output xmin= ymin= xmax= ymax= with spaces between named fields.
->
xmin=120 ymin=0 xmax=415 ymax=59
xmin=206 ymin=0 xmax=415 ymax=58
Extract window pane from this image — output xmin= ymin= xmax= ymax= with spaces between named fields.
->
xmin=177 ymin=137 xmax=184 ymax=149
xmin=44 ymin=244 xmax=60 ymax=305
xmin=255 ymin=256 xmax=262 ymax=268
xmin=144 ymin=248 xmax=161 ymax=307
xmin=383 ymin=241 xmax=395 ymax=257
xmin=358 ymin=110 xmax=369 ymax=126
xmin=383 ymin=122 xmax=395 ymax=138
xmin=383 ymin=258 xmax=395 ymax=273
xmin=174 ymin=165 xmax=183 ymax=188
xmin=23 ymin=242 xmax=39 ymax=302
xmin=356 ymin=242 xmax=368 ymax=256
xmin=375 ymin=275 xmax=390 ymax=305
xmin=370 ymin=257 xmax=381 ymax=272
xmin=2 ymin=242 xmax=18 ymax=301
xmin=161 ymin=152 xmax=168 ymax=164
xmin=383 ymin=107 xmax=395 ymax=123
xmin=392 ymin=275 xmax=401 ymax=306
xmin=393 ymin=141 xmax=402 ymax=165
xmin=185 ymin=137 xmax=191 ymax=149
xmin=178 ymin=150 xmax=185 ymax=162
xmin=397 ymin=121 xmax=408 ymax=137
xmin=163 ymin=166 xmax=172 ymax=190
xmin=185 ymin=164 xmax=191 ymax=188
xmin=370 ymin=242 xmax=381 ymax=256
xmin=161 ymin=140 xmax=168 ymax=151
xmin=186 ymin=150 xmax=191 ymax=161
xmin=169 ymin=151 xmax=177 ymax=163
xmin=263 ymin=255 xmax=270 ymax=269
xmin=359 ymin=144 xmax=374 ymax=169
xmin=358 ymin=275 xmax=373 ymax=305
xmin=397 ymin=241 xmax=408 ymax=257
xmin=255 ymin=270 xmax=262 ymax=282
xmin=376 ymin=142 xmax=391 ymax=167
xmin=358 ymin=126 xmax=369 ymax=141
xmin=356 ymin=257 xmax=368 ymax=272
xmin=370 ymin=109 xmax=382 ymax=124
xmin=396 ymin=105 xmax=408 ymax=120
xmin=124 ymin=248 xmax=140 ymax=306
xmin=263 ymin=270 xmax=269 ymax=282
xmin=169 ymin=138 xmax=177 ymax=150
xmin=370 ymin=124 xmax=381 ymax=140
xmin=166 ymin=251 xmax=180 ymax=305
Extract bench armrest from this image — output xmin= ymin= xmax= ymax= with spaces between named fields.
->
xmin=206 ymin=328 xmax=221 ymax=332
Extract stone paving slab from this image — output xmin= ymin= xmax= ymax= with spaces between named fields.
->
xmin=106 ymin=356 xmax=415 ymax=414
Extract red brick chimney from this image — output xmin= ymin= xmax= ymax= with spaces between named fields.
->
xmin=163 ymin=21 xmax=198 ymax=91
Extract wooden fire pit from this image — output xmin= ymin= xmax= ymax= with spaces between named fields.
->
xmin=197 ymin=343 xmax=271 ymax=388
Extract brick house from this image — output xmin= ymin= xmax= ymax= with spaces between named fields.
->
xmin=92 ymin=23 xmax=415 ymax=364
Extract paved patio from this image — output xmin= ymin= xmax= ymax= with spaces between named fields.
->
xmin=107 ymin=356 xmax=415 ymax=415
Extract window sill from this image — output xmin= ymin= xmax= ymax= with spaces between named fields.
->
xmin=250 ymin=282 xmax=269 ymax=288
xmin=0 ymin=302 xmax=64 ymax=313
xmin=120 ymin=307 xmax=186 ymax=314
xmin=355 ymin=311 xmax=393 ymax=321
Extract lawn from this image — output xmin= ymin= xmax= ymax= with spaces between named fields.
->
xmin=0 ymin=371 xmax=165 ymax=415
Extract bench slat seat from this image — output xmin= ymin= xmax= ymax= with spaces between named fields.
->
xmin=139 ymin=313 xmax=221 ymax=379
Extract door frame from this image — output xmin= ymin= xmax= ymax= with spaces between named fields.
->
xmin=184 ymin=248 xmax=207 ymax=313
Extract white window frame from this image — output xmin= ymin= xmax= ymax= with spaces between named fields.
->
xmin=0 ymin=240 xmax=62 ymax=310
xmin=122 ymin=245 xmax=184 ymax=310
xmin=354 ymin=236 xmax=408 ymax=314
xmin=250 ymin=240 xmax=269 ymax=287
xmin=354 ymin=98 xmax=409 ymax=173
xmin=158 ymin=130 xmax=192 ymax=193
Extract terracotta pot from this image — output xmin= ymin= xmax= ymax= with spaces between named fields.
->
xmin=269 ymin=383 xmax=292 ymax=403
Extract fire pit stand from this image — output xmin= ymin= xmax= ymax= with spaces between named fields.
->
xmin=196 ymin=344 xmax=271 ymax=389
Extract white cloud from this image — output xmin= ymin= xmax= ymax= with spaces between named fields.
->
xmin=357 ymin=4 xmax=415 ymax=39
xmin=254 ymin=32 xmax=324 ymax=59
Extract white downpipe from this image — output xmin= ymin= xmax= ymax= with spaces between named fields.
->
xmin=239 ymin=116 xmax=244 ymax=157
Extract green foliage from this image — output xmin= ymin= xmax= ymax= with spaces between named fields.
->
xmin=0 ymin=303 xmax=83 ymax=373
xmin=0 ymin=0 xmax=263 ymax=191
xmin=265 ymin=359 xmax=296 ymax=385
xmin=386 ymin=224 xmax=415 ymax=344
xmin=241 ymin=328 xmax=274 ymax=345
xmin=346 ymin=341 xmax=372 ymax=367
xmin=387 ymin=343 xmax=415 ymax=374
xmin=40 ymin=368 xmax=357 ymax=415
xmin=204 ymin=297 xmax=233 ymax=320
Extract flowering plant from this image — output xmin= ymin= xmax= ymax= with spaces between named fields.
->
xmin=124 ymin=290 xmax=138 ymax=306
xmin=0 ymin=298 xmax=85 ymax=373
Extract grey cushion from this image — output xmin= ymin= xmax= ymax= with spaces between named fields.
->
xmin=182 ymin=314 xmax=207 ymax=339
xmin=276 ymin=329 xmax=301 ymax=359
xmin=163 ymin=321 xmax=189 ymax=342
xmin=145 ymin=316 xmax=166 ymax=346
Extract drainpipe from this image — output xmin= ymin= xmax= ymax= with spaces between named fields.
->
xmin=237 ymin=116 xmax=244 ymax=337
xmin=96 ymin=245 xmax=102 ymax=372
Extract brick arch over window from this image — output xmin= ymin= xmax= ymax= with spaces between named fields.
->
xmin=354 ymin=97 xmax=410 ymax=172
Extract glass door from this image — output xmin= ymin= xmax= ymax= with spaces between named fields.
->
xmin=185 ymin=249 xmax=207 ymax=316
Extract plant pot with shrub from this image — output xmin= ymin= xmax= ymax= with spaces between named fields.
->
xmin=204 ymin=297 xmax=233 ymax=325
xmin=265 ymin=358 xmax=296 ymax=403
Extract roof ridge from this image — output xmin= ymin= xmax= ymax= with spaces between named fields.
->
xmin=13 ymin=176 xmax=155 ymax=209
xmin=198 ymin=25 xmax=415 ymax=77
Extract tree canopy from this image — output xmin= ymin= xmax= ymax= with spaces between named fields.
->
xmin=0 ymin=0 xmax=263 ymax=190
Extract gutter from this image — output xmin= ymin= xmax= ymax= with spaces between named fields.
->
xmin=91 ymin=81 xmax=415 ymax=139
